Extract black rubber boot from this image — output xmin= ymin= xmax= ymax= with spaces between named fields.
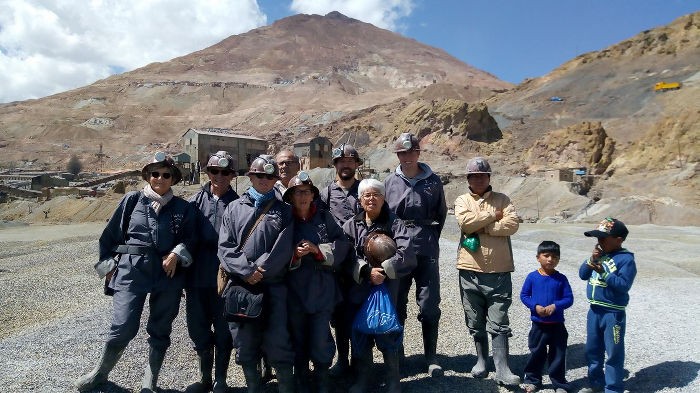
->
xmin=212 ymin=347 xmax=231 ymax=393
xmin=294 ymin=362 xmax=311 ymax=393
xmin=74 ymin=344 xmax=125 ymax=392
xmin=314 ymin=363 xmax=331 ymax=393
xmin=471 ymin=336 xmax=489 ymax=378
xmin=242 ymin=362 xmax=262 ymax=393
xmin=421 ymin=321 xmax=443 ymax=377
xmin=275 ymin=364 xmax=295 ymax=393
xmin=141 ymin=347 xmax=167 ymax=393
xmin=261 ymin=356 xmax=274 ymax=383
xmin=492 ymin=334 xmax=521 ymax=386
xmin=349 ymin=351 xmax=372 ymax=393
xmin=329 ymin=338 xmax=350 ymax=377
xmin=382 ymin=351 xmax=401 ymax=393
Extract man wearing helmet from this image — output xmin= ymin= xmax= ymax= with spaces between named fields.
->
xmin=384 ymin=132 xmax=447 ymax=377
xmin=454 ymin=157 xmax=521 ymax=386
xmin=218 ymin=155 xmax=295 ymax=393
xmin=185 ymin=151 xmax=239 ymax=392
xmin=318 ymin=143 xmax=364 ymax=377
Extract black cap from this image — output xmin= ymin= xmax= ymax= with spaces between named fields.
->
xmin=584 ymin=217 xmax=629 ymax=240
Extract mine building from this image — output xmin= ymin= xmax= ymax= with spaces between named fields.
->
xmin=293 ymin=136 xmax=333 ymax=170
xmin=181 ymin=128 xmax=268 ymax=175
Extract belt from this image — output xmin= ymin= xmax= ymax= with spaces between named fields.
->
xmin=113 ymin=245 xmax=155 ymax=255
xmin=402 ymin=219 xmax=440 ymax=228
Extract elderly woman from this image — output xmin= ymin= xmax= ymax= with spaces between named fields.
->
xmin=341 ymin=178 xmax=417 ymax=393
xmin=284 ymin=172 xmax=349 ymax=393
xmin=218 ymin=156 xmax=295 ymax=393
xmin=185 ymin=151 xmax=239 ymax=392
xmin=75 ymin=152 xmax=196 ymax=393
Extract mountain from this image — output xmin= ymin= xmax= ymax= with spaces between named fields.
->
xmin=0 ymin=11 xmax=698 ymax=225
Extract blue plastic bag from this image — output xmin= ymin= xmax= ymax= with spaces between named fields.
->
xmin=352 ymin=283 xmax=403 ymax=335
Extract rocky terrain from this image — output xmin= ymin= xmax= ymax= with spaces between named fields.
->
xmin=0 ymin=11 xmax=698 ymax=225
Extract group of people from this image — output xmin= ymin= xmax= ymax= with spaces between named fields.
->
xmin=75 ymin=133 xmax=636 ymax=393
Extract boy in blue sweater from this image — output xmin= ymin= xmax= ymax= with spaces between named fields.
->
xmin=578 ymin=218 xmax=636 ymax=393
xmin=520 ymin=241 xmax=574 ymax=393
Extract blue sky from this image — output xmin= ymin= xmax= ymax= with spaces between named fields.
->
xmin=0 ymin=0 xmax=697 ymax=103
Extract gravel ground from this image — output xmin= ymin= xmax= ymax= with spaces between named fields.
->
xmin=1 ymin=218 xmax=699 ymax=393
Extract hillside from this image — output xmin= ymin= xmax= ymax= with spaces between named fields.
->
xmin=0 ymin=11 xmax=699 ymax=225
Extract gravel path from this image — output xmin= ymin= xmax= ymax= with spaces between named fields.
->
xmin=1 ymin=219 xmax=699 ymax=393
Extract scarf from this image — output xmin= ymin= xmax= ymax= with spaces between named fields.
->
xmin=143 ymin=184 xmax=174 ymax=215
xmin=248 ymin=187 xmax=276 ymax=210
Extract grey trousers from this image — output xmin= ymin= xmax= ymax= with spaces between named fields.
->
xmin=458 ymin=270 xmax=513 ymax=339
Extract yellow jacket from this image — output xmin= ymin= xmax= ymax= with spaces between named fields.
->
xmin=454 ymin=187 xmax=519 ymax=273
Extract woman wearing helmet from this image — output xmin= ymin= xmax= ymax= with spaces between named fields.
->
xmin=341 ymin=178 xmax=417 ymax=393
xmin=76 ymin=152 xmax=196 ymax=393
xmin=185 ymin=151 xmax=239 ymax=392
xmin=283 ymin=171 xmax=349 ymax=393
xmin=217 ymin=155 xmax=295 ymax=393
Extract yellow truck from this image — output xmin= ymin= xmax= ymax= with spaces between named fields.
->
xmin=654 ymin=81 xmax=682 ymax=92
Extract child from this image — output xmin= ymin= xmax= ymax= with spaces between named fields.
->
xmin=520 ymin=241 xmax=574 ymax=393
xmin=578 ymin=218 xmax=636 ymax=393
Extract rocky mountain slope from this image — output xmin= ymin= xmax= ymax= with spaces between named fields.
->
xmin=0 ymin=11 xmax=698 ymax=224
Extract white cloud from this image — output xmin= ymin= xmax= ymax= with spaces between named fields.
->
xmin=0 ymin=0 xmax=267 ymax=103
xmin=290 ymin=0 xmax=414 ymax=30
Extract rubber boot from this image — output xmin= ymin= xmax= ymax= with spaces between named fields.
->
xmin=274 ymin=364 xmax=295 ymax=393
xmin=314 ymin=363 xmax=331 ymax=393
xmin=349 ymin=351 xmax=372 ymax=393
xmin=184 ymin=348 xmax=214 ymax=393
xmin=212 ymin=348 xmax=231 ymax=393
xmin=471 ymin=336 xmax=489 ymax=378
xmin=74 ymin=344 xmax=125 ymax=392
xmin=141 ymin=347 xmax=167 ymax=393
xmin=382 ymin=351 xmax=401 ymax=393
xmin=294 ymin=362 xmax=311 ymax=393
xmin=261 ymin=355 xmax=274 ymax=383
xmin=492 ymin=334 xmax=521 ymax=386
xmin=242 ymin=362 xmax=262 ymax=393
xmin=421 ymin=321 xmax=443 ymax=377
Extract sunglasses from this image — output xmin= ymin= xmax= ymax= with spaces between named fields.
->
xmin=253 ymin=173 xmax=276 ymax=180
xmin=151 ymin=171 xmax=172 ymax=179
xmin=208 ymin=168 xmax=232 ymax=176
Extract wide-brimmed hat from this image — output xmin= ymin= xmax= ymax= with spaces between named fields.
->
xmin=141 ymin=152 xmax=183 ymax=185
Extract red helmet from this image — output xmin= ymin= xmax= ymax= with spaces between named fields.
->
xmin=393 ymin=133 xmax=420 ymax=152
xmin=331 ymin=143 xmax=363 ymax=165
xmin=246 ymin=155 xmax=280 ymax=178
xmin=141 ymin=152 xmax=183 ymax=185
xmin=364 ymin=232 xmax=397 ymax=267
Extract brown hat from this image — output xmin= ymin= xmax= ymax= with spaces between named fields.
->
xmin=207 ymin=151 xmax=235 ymax=171
xmin=141 ymin=152 xmax=183 ymax=185
xmin=282 ymin=171 xmax=319 ymax=202
xmin=331 ymin=143 xmax=363 ymax=165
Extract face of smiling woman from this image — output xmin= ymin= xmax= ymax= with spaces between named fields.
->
xmin=148 ymin=165 xmax=173 ymax=195
xmin=360 ymin=188 xmax=384 ymax=220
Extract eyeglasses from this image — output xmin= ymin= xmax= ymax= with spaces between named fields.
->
xmin=293 ymin=189 xmax=313 ymax=196
xmin=151 ymin=171 xmax=172 ymax=179
xmin=208 ymin=168 xmax=231 ymax=176
xmin=253 ymin=173 xmax=276 ymax=180
xmin=362 ymin=193 xmax=383 ymax=200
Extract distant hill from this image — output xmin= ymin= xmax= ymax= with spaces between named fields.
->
xmin=0 ymin=11 xmax=698 ymax=224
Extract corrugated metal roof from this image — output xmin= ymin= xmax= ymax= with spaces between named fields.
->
xmin=184 ymin=128 xmax=265 ymax=141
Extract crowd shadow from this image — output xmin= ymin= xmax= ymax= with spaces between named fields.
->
xmin=625 ymin=360 xmax=700 ymax=392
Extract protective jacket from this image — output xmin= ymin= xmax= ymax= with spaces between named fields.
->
xmin=99 ymin=190 xmax=196 ymax=293
xmin=384 ymin=162 xmax=447 ymax=258
xmin=187 ymin=182 xmax=239 ymax=288
xmin=217 ymin=192 xmax=294 ymax=281
xmin=318 ymin=180 xmax=361 ymax=227
xmin=579 ymin=248 xmax=636 ymax=311
xmin=454 ymin=186 xmax=519 ymax=273
xmin=287 ymin=205 xmax=350 ymax=313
